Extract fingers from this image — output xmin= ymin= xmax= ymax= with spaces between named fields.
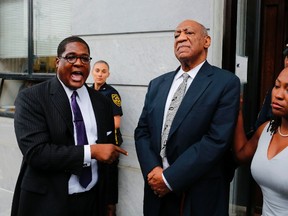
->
xmin=147 ymin=166 xmax=163 ymax=184
xmin=90 ymin=144 xmax=128 ymax=164
xmin=147 ymin=172 xmax=154 ymax=181
xmin=147 ymin=168 xmax=157 ymax=181
xmin=101 ymin=145 xmax=128 ymax=164
xmin=147 ymin=167 xmax=171 ymax=198
xmin=115 ymin=146 xmax=128 ymax=156
xmin=153 ymin=186 xmax=170 ymax=198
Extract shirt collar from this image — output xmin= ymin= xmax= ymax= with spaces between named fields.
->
xmin=57 ymin=76 xmax=87 ymax=101
xmin=175 ymin=60 xmax=206 ymax=80
xmin=99 ymin=82 xmax=107 ymax=91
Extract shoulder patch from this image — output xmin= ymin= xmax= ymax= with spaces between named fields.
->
xmin=111 ymin=94 xmax=121 ymax=107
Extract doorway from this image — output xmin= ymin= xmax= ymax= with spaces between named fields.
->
xmin=224 ymin=0 xmax=288 ymax=215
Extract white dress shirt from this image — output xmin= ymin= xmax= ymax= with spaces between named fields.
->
xmin=161 ymin=61 xmax=205 ymax=190
xmin=59 ymin=79 xmax=98 ymax=194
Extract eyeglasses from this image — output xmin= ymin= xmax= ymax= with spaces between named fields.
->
xmin=59 ymin=55 xmax=92 ymax=64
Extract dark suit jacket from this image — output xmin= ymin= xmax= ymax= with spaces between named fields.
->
xmin=11 ymin=77 xmax=116 ymax=216
xmin=135 ymin=61 xmax=240 ymax=216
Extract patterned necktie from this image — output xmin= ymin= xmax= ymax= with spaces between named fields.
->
xmin=160 ymin=73 xmax=189 ymax=158
xmin=71 ymin=91 xmax=92 ymax=188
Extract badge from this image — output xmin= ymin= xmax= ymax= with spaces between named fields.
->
xmin=111 ymin=94 xmax=121 ymax=107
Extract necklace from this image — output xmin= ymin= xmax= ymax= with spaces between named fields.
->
xmin=278 ymin=126 xmax=288 ymax=137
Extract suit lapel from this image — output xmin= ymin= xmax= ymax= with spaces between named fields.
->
xmin=49 ymin=80 xmax=104 ymax=143
xmin=168 ymin=62 xmax=213 ymax=138
xmin=49 ymin=77 xmax=74 ymax=136
xmin=153 ymin=71 xmax=178 ymax=148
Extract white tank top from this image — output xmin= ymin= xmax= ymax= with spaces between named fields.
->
xmin=251 ymin=123 xmax=288 ymax=216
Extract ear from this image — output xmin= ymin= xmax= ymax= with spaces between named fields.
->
xmin=204 ymin=35 xmax=211 ymax=49
xmin=55 ymin=57 xmax=60 ymax=68
xmin=285 ymin=56 xmax=288 ymax=68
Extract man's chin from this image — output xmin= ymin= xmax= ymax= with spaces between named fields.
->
xmin=175 ymin=51 xmax=190 ymax=58
xmin=176 ymin=55 xmax=190 ymax=63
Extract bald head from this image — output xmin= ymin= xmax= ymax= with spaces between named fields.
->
xmin=176 ymin=20 xmax=208 ymax=36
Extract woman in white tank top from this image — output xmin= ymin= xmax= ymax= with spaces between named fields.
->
xmin=234 ymin=67 xmax=288 ymax=216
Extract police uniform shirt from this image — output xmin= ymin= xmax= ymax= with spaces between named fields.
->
xmin=92 ymin=83 xmax=123 ymax=117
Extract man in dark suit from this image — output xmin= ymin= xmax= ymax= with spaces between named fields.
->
xmin=134 ymin=19 xmax=240 ymax=216
xmin=11 ymin=36 xmax=127 ymax=216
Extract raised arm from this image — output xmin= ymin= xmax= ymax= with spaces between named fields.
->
xmin=233 ymin=98 xmax=266 ymax=163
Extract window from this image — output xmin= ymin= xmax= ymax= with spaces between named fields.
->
xmin=0 ymin=0 xmax=27 ymax=73
xmin=0 ymin=0 xmax=72 ymax=75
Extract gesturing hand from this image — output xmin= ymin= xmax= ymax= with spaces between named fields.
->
xmin=90 ymin=144 xmax=128 ymax=164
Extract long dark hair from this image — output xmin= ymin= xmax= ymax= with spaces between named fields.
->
xmin=268 ymin=116 xmax=281 ymax=135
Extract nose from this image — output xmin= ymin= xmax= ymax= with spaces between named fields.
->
xmin=274 ymin=88 xmax=284 ymax=99
xmin=176 ymin=31 xmax=188 ymax=42
xmin=74 ymin=57 xmax=84 ymax=65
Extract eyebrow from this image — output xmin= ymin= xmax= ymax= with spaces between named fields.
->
xmin=275 ymin=78 xmax=288 ymax=87
xmin=175 ymin=27 xmax=192 ymax=32
xmin=66 ymin=53 xmax=90 ymax=57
